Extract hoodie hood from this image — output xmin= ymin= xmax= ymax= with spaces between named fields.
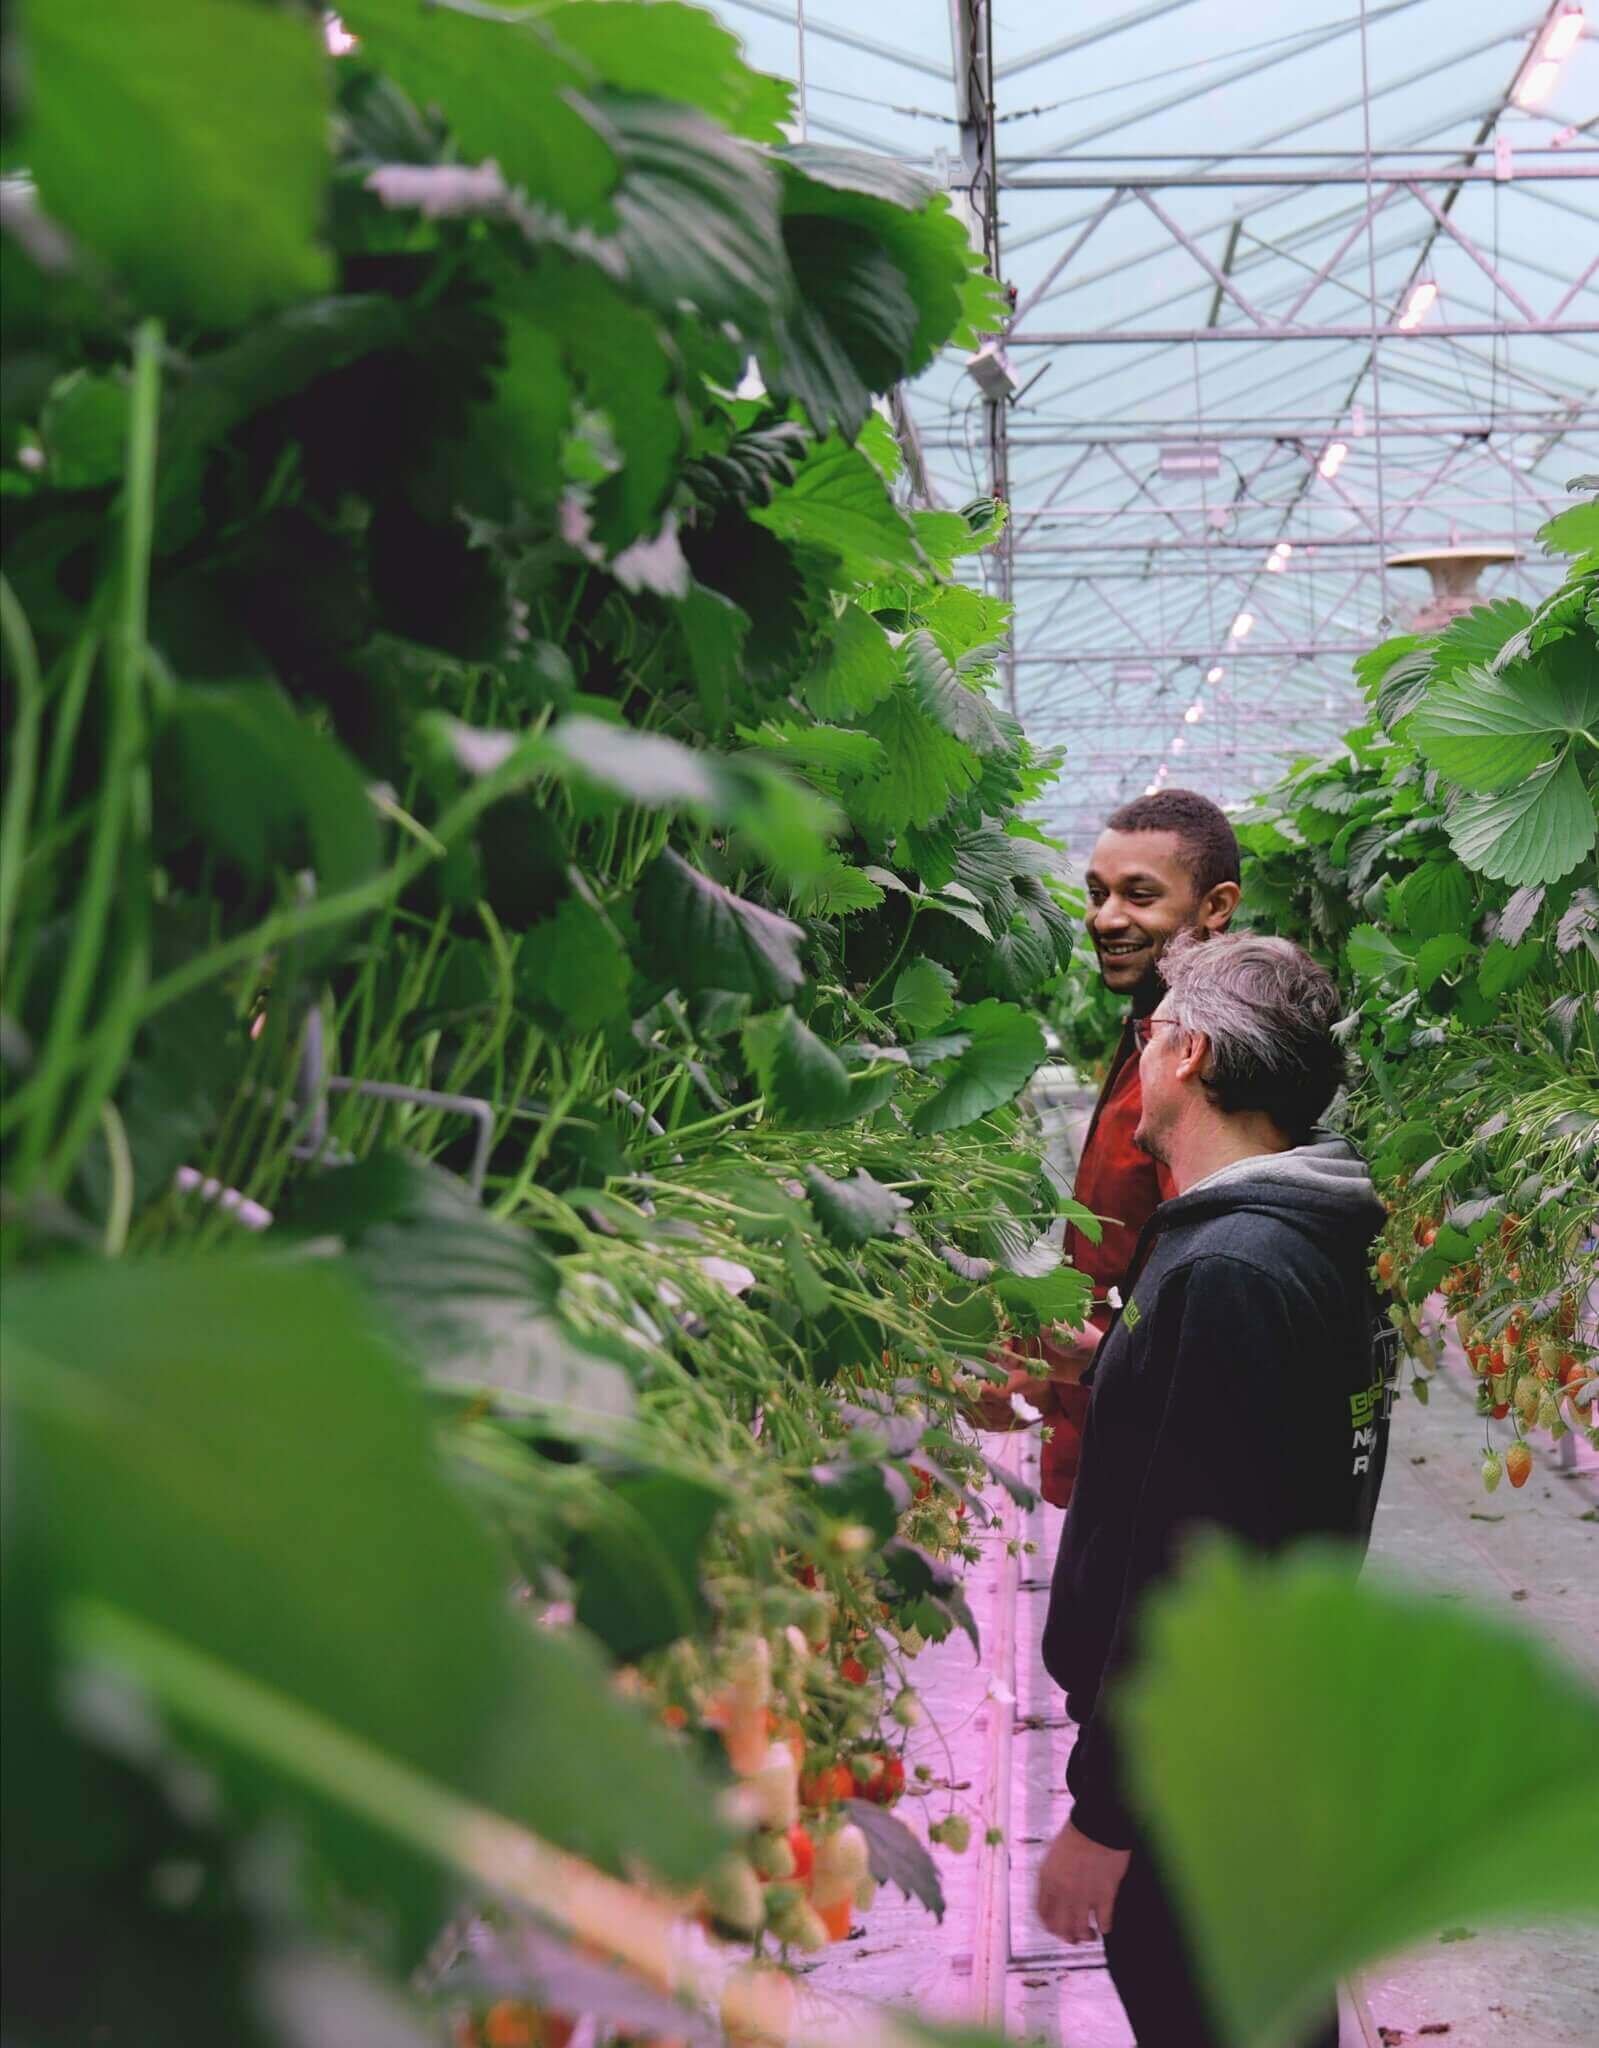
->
xmin=1155 ymin=1130 xmax=1383 ymax=1247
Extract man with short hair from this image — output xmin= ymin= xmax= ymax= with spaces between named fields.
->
xmin=1035 ymin=931 xmax=1393 ymax=2048
xmin=983 ymin=790 xmax=1243 ymax=1509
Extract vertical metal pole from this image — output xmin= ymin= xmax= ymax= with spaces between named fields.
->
xmin=1357 ymin=0 xmax=1393 ymax=630
xmin=795 ymin=0 xmax=808 ymax=142
xmin=956 ymin=0 xmax=1015 ymax=708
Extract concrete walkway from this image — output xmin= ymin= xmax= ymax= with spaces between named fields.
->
xmin=802 ymin=1354 xmax=1598 ymax=2047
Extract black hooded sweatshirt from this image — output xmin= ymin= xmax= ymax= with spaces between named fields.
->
xmin=1041 ymin=1133 xmax=1396 ymax=1849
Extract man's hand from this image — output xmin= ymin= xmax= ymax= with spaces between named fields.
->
xmin=1034 ymin=1324 xmax=1101 ymax=1387
xmin=962 ymin=1366 xmax=1057 ymax=1433
xmin=1036 ymin=1820 xmax=1131 ymax=1945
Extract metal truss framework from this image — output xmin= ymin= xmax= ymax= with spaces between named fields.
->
xmin=718 ymin=0 xmax=1599 ymax=849
xmin=998 ymin=162 xmax=1599 ymax=350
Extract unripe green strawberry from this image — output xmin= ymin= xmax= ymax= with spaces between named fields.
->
xmin=1491 ymin=1370 xmax=1509 ymax=1402
xmin=1514 ymin=1377 xmax=1541 ymax=1422
xmin=1535 ymin=1335 xmax=1561 ymax=1373
xmin=891 ymin=1689 xmax=923 ymax=1729
xmin=931 ymin=1815 xmax=972 ymax=1854
xmin=1537 ymin=1393 xmax=1561 ymax=1432
xmin=706 ymin=1856 xmax=766 ymax=1933
xmin=1481 ymin=1452 xmax=1502 ymax=1493
xmin=768 ymin=1892 xmax=828 ymax=1952
xmin=751 ymin=1831 xmax=796 ymax=1881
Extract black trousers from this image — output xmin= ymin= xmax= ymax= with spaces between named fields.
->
xmin=1103 ymin=1846 xmax=1340 ymax=2048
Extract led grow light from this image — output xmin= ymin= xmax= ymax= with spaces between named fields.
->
xmin=1205 ymin=665 xmax=1225 ymax=684
xmin=1317 ymin=441 xmax=1349 ymax=480
xmin=1185 ymin=702 xmax=1205 ymax=723
xmin=1545 ymin=7 xmax=1585 ymax=61
xmin=1516 ymin=58 xmax=1560 ymax=105
xmin=1158 ymin=443 xmax=1222 ymax=478
xmin=1230 ymin=611 xmax=1254 ymax=640
xmin=1398 ymin=280 xmax=1438 ymax=331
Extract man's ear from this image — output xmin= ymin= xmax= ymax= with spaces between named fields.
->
xmin=1201 ymin=880 xmax=1241 ymax=932
xmin=1174 ymin=1028 xmax=1211 ymax=1085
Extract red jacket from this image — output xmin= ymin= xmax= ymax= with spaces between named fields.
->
xmin=1040 ymin=1020 xmax=1175 ymax=1507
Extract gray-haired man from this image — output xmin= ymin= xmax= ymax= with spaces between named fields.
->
xmin=1035 ymin=931 xmax=1395 ymax=2048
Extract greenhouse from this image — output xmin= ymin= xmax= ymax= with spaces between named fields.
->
xmin=0 ymin=3 xmax=1594 ymax=2047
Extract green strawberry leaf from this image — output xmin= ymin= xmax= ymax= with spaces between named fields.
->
xmin=635 ymin=851 xmax=806 ymax=1003
xmin=1345 ymin=924 xmax=1411 ymax=985
xmin=790 ymin=857 xmax=887 ymax=918
xmin=1393 ymin=859 xmax=1472 ymax=941
xmin=569 ymin=1472 xmax=726 ymax=1660
xmin=1444 ymin=752 xmax=1597 ymax=886
xmin=1412 ymin=933 xmax=1472 ymax=993
xmin=20 ymin=0 xmax=332 ymax=323
xmin=910 ymin=1001 xmax=1046 ymax=1135
xmin=1408 ymin=659 xmax=1598 ymax=792
xmin=797 ymin=602 xmax=901 ymax=720
xmin=753 ymin=438 xmax=923 ymax=585
xmin=342 ymin=0 xmax=615 ymax=227
xmin=803 ymin=1168 xmax=912 ymax=1248
xmin=903 ymin=628 xmax=1009 ymax=758
xmin=851 ymin=685 xmax=983 ymax=832
xmin=1123 ymin=1537 xmax=1599 ymax=2048
xmin=548 ymin=1 xmax=792 ymax=143
xmin=892 ymin=958 xmax=959 ymax=1034
xmin=842 ymin=1799 xmax=946 ymax=1920
xmin=742 ymin=1008 xmax=854 ymax=1127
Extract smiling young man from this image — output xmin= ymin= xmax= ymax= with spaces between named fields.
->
xmin=1034 ymin=931 xmax=1394 ymax=2048
xmin=982 ymin=790 xmax=1242 ymax=1508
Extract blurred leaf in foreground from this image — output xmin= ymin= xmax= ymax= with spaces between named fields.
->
xmin=1121 ymin=1538 xmax=1599 ymax=2048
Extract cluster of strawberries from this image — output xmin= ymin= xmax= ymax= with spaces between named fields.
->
xmin=1376 ymin=1206 xmax=1596 ymax=1495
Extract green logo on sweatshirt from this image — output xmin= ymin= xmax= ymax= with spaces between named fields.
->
xmin=1122 ymin=1297 xmax=1142 ymax=1331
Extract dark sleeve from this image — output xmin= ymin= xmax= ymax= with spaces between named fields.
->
xmin=1066 ymin=1255 xmax=1298 ymax=1848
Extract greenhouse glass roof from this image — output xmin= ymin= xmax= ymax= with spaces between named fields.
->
xmin=710 ymin=0 xmax=1599 ymax=855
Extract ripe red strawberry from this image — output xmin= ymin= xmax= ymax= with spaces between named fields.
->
xmin=839 ymin=1655 xmax=868 ymax=1686
xmin=1376 ymin=1251 xmax=1395 ymax=1286
xmin=786 ymin=1824 xmax=815 ymax=1885
xmin=1504 ymin=1442 xmax=1533 ymax=1489
xmin=853 ymin=1753 xmax=905 ymax=1805
xmin=1491 ymin=1401 xmax=1510 ymax=1419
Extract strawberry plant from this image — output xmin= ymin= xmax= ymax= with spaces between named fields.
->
xmin=1236 ymin=482 xmax=1599 ymax=1486
xmin=0 ymin=2 xmax=1091 ymax=2040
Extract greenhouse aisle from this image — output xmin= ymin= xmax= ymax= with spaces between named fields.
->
xmin=803 ymin=1361 xmax=1597 ymax=2048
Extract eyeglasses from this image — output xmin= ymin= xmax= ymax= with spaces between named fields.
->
xmin=1133 ymin=1015 xmax=1181 ymax=1049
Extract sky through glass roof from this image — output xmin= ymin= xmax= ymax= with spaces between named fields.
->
xmin=711 ymin=0 xmax=1599 ymax=855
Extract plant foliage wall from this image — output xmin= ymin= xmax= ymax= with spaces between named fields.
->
xmin=1236 ymin=489 xmax=1598 ymax=1479
xmin=0 ymin=3 xmax=1094 ymax=2041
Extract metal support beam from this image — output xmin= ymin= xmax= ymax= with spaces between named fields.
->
xmin=1008 ymin=322 xmax=1599 ymax=345
xmin=1005 ymin=533 xmax=1528 ymax=555
xmin=1009 ymin=646 xmax=1372 ymax=662
xmin=992 ymin=162 xmax=1599 ymax=187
